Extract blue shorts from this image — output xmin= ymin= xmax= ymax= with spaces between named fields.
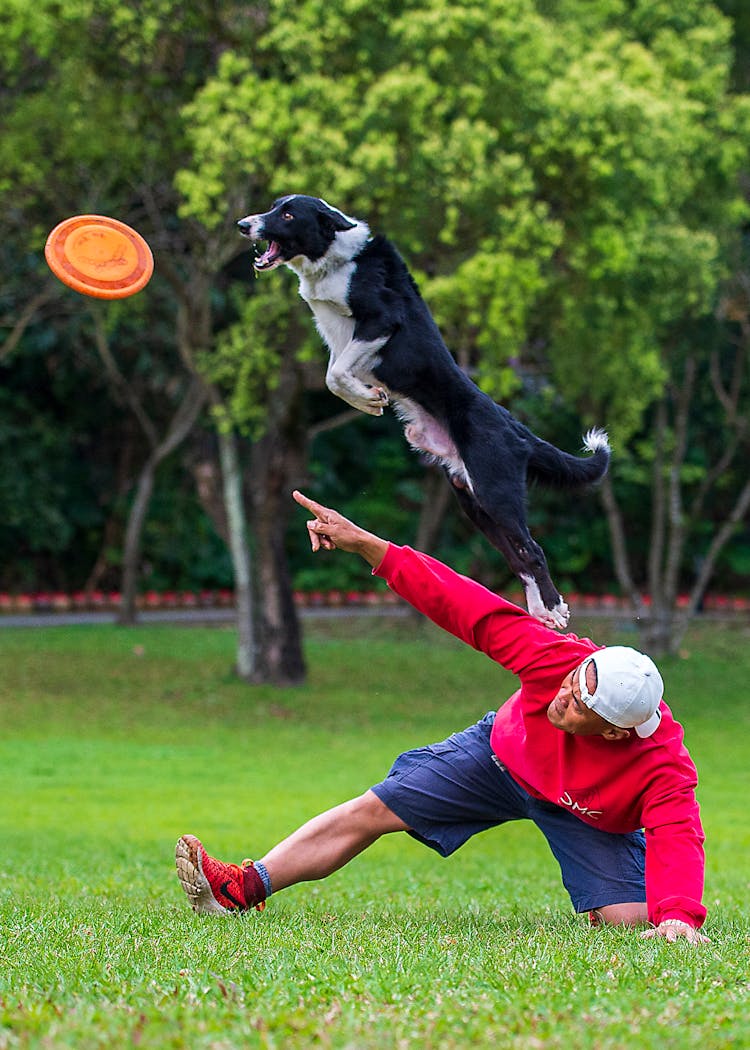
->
xmin=371 ymin=711 xmax=646 ymax=914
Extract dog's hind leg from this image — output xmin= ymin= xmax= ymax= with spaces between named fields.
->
xmin=448 ymin=479 xmax=570 ymax=629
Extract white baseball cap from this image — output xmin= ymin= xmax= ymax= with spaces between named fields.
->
xmin=577 ymin=646 xmax=663 ymax=738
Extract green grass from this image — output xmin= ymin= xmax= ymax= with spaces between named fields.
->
xmin=0 ymin=615 xmax=749 ymax=1048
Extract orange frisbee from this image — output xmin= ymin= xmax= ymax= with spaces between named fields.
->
xmin=45 ymin=214 xmax=154 ymax=299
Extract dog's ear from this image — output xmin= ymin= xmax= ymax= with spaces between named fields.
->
xmin=318 ymin=207 xmax=356 ymax=236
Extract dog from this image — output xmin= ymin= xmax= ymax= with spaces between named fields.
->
xmin=237 ymin=195 xmax=610 ymax=628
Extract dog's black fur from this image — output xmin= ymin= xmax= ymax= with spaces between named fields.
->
xmin=238 ymin=195 xmax=610 ymax=628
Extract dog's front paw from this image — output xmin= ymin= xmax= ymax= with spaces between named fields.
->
xmin=537 ymin=601 xmax=569 ymax=631
xmin=526 ymin=591 xmax=570 ymax=630
xmin=358 ymin=387 xmax=389 ymax=415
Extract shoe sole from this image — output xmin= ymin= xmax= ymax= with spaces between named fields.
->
xmin=175 ymin=834 xmax=231 ymax=915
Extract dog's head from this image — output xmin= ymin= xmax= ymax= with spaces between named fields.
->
xmin=237 ymin=195 xmax=360 ymax=272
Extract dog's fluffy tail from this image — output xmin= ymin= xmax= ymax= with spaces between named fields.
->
xmin=527 ymin=427 xmax=611 ymax=489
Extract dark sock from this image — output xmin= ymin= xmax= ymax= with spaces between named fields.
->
xmin=242 ymin=862 xmax=267 ymax=907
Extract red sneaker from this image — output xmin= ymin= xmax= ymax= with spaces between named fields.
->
xmin=175 ymin=834 xmax=267 ymax=915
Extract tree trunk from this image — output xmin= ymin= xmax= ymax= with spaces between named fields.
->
xmin=0 ymin=282 xmax=61 ymax=362
xmin=119 ymin=458 xmax=157 ymax=625
xmin=84 ymin=438 xmax=137 ymax=592
xmin=118 ymin=378 xmax=207 ymax=624
xmin=599 ymin=474 xmax=648 ymax=617
xmin=218 ymin=428 xmax=257 ymax=679
xmin=599 ymin=368 xmax=750 ymax=658
xmin=159 ymin=270 xmax=308 ymax=684
xmin=186 ymin=420 xmax=307 ymax=684
xmin=415 ymin=468 xmax=454 ymax=552
xmin=601 ymin=409 xmax=683 ymax=659
xmin=188 ymin=437 xmax=230 ymax=546
xmin=246 ymin=363 xmax=307 ymax=685
xmin=669 ymin=472 xmax=750 ymax=652
xmin=636 ymin=608 xmax=678 ymax=656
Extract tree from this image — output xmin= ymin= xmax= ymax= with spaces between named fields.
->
xmin=529 ymin=2 xmax=750 ymax=653
xmin=0 ymin=0 xmax=222 ymax=612
xmin=0 ymin=0 xmax=304 ymax=680
xmin=598 ymin=279 xmax=750 ymax=655
xmin=178 ymin=0 xmax=750 ymax=657
xmin=3 ymin=0 xmax=749 ymax=667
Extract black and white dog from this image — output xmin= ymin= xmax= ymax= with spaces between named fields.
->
xmin=237 ymin=195 xmax=610 ymax=628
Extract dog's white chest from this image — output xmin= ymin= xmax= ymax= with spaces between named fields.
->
xmin=308 ymin=301 xmax=356 ymax=356
xmin=299 ymin=263 xmax=356 ymax=356
xmin=298 ymin=263 xmax=354 ymax=312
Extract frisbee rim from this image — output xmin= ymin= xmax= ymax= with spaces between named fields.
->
xmin=44 ymin=214 xmax=154 ymax=300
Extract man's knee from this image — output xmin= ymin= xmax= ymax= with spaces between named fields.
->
xmin=589 ymin=902 xmax=649 ymax=927
xmin=347 ymin=790 xmax=410 ymax=834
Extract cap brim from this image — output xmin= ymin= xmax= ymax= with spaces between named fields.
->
xmin=634 ymin=707 xmax=662 ymax=738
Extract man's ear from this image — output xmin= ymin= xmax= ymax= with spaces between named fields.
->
xmin=601 ymin=725 xmax=631 ymax=742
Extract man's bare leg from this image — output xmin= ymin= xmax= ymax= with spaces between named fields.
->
xmin=590 ymin=902 xmax=649 ymax=926
xmin=260 ymin=789 xmax=409 ymax=892
xmin=176 ymin=790 xmax=409 ymax=914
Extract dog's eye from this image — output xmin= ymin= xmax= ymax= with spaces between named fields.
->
xmin=281 ymin=212 xmax=294 ymax=221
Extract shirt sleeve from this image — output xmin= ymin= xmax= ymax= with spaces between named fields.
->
xmin=642 ymin=785 xmax=707 ymax=928
xmin=374 ymin=544 xmax=595 ymax=687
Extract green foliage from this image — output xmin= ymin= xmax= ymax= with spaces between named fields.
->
xmin=202 ymin=271 xmax=319 ymax=436
xmin=529 ymin=14 xmax=749 ymax=442
xmin=289 ymin=412 xmax=430 ymax=592
xmin=0 ymin=390 xmax=81 ymax=558
xmin=0 ymin=0 xmax=246 ymax=591
xmin=0 ymin=0 xmax=189 ymax=220
xmin=139 ymin=457 xmax=233 ymax=590
xmin=176 ymin=0 xmax=749 ymax=450
xmin=2 ymin=0 xmax=750 ymax=601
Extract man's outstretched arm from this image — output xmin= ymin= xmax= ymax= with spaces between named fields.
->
xmin=293 ymin=490 xmax=579 ymax=680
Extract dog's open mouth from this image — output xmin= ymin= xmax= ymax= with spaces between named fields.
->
xmin=253 ymin=241 xmax=283 ymax=271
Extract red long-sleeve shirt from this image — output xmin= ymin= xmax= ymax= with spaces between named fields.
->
xmin=374 ymin=544 xmax=706 ymax=928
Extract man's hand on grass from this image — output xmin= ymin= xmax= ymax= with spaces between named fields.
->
xmin=640 ymin=920 xmax=710 ymax=945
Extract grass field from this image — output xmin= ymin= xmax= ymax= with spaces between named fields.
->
xmin=0 ymin=613 xmax=748 ymax=1049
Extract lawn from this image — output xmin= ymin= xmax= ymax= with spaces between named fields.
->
xmin=0 ymin=614 xmax=748 ymax=1049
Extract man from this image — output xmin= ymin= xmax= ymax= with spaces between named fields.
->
xmin=175 ymin=490 xmax=708 ymax=944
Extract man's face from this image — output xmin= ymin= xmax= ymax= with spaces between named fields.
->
xmin=547 ymin=662 xmax=614 ymax=736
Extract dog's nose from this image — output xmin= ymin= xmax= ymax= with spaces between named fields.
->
xmin=237 ymin=218 xmax=253 ymax=235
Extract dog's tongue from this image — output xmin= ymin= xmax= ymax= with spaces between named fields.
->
xmin=254 ymin=242 xmax=282 ymax=270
